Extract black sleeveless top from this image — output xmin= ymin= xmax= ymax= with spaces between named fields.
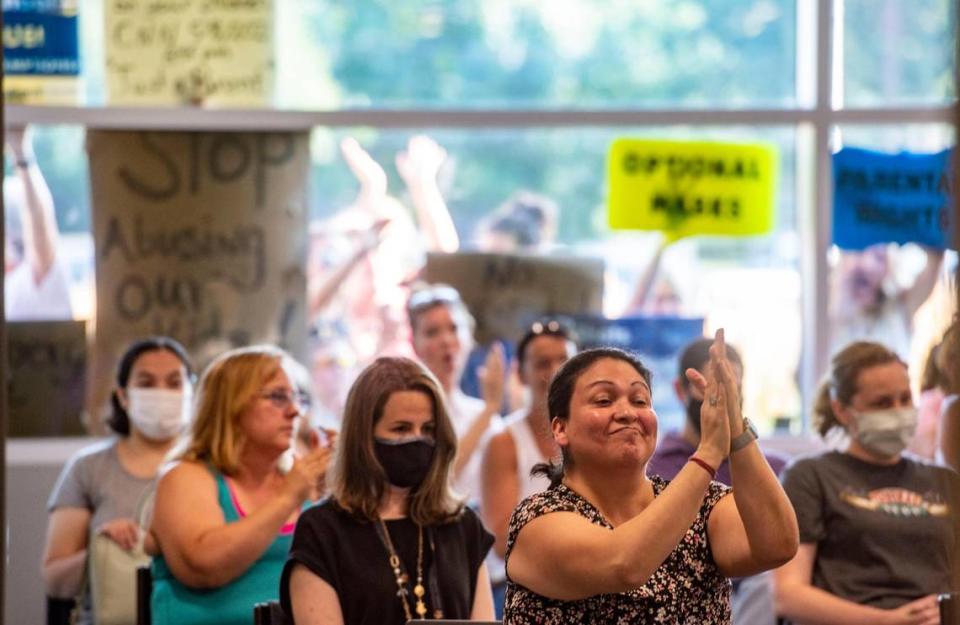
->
xmin=504 ymin=477 xmax=732 ymax=624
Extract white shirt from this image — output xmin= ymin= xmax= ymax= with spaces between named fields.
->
xmin=5 ymin=260 xmax=73 ymax=320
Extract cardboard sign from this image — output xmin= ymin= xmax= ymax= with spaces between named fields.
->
xmin=7 ymin=320 xmax=88 ymax=437
xmin=423 ymin=252 xmax=604 ymax=345
xmin=832 ymin=147 xmax=955 ymax=250
xmin=571 ymin=315 xmax=705 ymax=434
xmin=608 ymin=139 xmax=778 ymax=242
xmin=86 ymin=130 xmax=309 ymax=427
xmin=104 ymin=0 xmax=273 ymax=105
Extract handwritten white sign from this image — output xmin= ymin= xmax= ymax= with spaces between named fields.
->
xmin=105 ymin=0 xmax=273 ymax=105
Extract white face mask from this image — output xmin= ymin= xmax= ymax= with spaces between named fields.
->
xmin=852 ymin=406 xmax=917 ymax=458
xmin=126 ymin=387 xmax=191 ymax=441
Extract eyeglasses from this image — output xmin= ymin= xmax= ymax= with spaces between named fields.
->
xmin=529 ymin=319 xmax=565 ymax=336
xmin=517 ymin=318 xmax=578 ymax=363
xmin=406 ymin=285 xmax=462 ymax=313
xmin=260 ymin=389 xmax=311 ymax=412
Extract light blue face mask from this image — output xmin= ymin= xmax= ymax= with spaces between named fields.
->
xmin=852 ymin=406 xmax=917 ymax=458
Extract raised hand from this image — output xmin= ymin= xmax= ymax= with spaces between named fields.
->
xmin=285 ymin=429 xmax=336 ymax=502
xmin=4 ymin=124 xmax=30 ymax=159
xmin=341 ymin=137 xmax=388 ymax=200
xmin=478 ymin=342 xmax=506 ymax=413
xmin=709 ymin=328 xmax=744 ymax=438
xmin=97 ymin=517 xmax=141 ymax=551
xmin=396 ymin=135 xmax=447 ymax=187
xmin=687 ymin=329 xmax=732 ymax=467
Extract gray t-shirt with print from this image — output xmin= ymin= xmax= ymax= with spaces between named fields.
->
xmin=782 ymin=451 xmax=960 ymax=609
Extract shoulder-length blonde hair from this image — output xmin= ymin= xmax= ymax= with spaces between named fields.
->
xmin=331 ymin=356 xmax=463 ymax=525
xmin=174 ymin=345 xmax=290 ymax=475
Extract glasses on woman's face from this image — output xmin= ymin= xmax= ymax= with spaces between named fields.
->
xmin=260 ymin=389 xmax=311 ymax=412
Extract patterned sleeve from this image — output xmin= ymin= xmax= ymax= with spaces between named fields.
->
xmin=505 ymin=489 xmax=580 ymax=557
xmin=703 ymin=480 xmax=733 ymax=519
xmin=47 ymin=449 xmax=92 ymax=512
xmin=780 ymin=457 xmax=825 ymax=543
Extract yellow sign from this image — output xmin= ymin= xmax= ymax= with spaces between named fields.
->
xmin=105 ymin=0 xmax=273 ymax=106
xmin=608 ymin=139 xmax=778 ymax=241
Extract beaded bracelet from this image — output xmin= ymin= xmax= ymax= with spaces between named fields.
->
xmin=688 ymin=455 xmax=717 ymax=480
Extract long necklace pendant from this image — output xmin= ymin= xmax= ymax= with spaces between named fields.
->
xmin=415 ymin=599 xmax=427 ymax=618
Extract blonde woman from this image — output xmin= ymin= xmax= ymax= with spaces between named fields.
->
xmin=149 ymin=346 xmax=333 ymax=625
xmin=282 ymin=357 xmax=495 ymax=625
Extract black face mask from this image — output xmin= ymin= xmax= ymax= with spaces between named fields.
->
xmin=685 ymin=397 xmax=703 ymax=436
xmin=374 ymin=437 xmax=436 ymax=489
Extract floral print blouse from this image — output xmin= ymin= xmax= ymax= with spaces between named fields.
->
xmin=503 ymin=477 xmax=732 ymax=624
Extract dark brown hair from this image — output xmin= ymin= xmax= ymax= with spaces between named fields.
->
xmin=532 ymin=347 xmax=651 ymax=488
xmin=813 ymin=341 xmax=905 ymax=438
xmin=331 ymin=357 xmax=463 ymax=525
xmin=108 ymin=337 xmax=193 ymax=436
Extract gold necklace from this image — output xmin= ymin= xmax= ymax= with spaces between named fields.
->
xmin=377 ymin=518 xmax=429 ymax=620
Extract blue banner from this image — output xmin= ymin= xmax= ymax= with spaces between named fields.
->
xmin=832 ymin=147 xmax=954 ymax=250
xmin=3 ymin=6 xmax=80 ymax=76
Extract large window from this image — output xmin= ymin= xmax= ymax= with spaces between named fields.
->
xmin=6 ymin=0 xmax=956 ymax=432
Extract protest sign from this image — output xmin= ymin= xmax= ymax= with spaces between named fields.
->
xmin=86 ymin=129 xmax=309 ymax=428
xmin=3 ymin=0 xmax=80 ymax=104
xmin=424 ymin=252 xmax=604 ymax=346
xmin=7 ymin=320 xmax=87 ymax=437
xmin=104 ymin=0 xmax=273 ymax=105
xmin=608 ymin=138 xmax=778 ymax=242
xmin=832 ymin=147 xmax=954 ymax=250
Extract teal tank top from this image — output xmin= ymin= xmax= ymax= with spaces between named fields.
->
xmin=150 ymin=469 xmax=296 ymax=625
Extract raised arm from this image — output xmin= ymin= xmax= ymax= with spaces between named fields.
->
xmin=307 ymin=220 xmax=387 ymax=318
xmin=507 ymin=354 xmax=732 ymax=600
xmin=480 ymin=429 xmax=520 ymax=558
xmin=6 ymin=126 xmax=59 ymax=284
xmin=902 ymin=247 xmax=944 ymax=319
xmin=623 ymin=238 xmax=667 ymax=315
xmin=704 ymin=331 xmax=799 ymax=576
xmin=396 ymin=135 xmax=460 ymax=253
xmin=454 ymin=343 xmax=504 ymax=479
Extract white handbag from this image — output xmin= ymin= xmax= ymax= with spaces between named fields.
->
xmin=88 ymin=532 xmax=151 ymax=625
xmin=86 ymin=487 xmax=155 ymax=625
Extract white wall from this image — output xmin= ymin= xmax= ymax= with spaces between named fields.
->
xmin=6 ymin=438 xmax=98 ymax=625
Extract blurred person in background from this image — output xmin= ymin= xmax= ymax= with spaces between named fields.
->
xmin=4 ymin=124 xmax=72 ymax=320
xmin=648 ymin=337 xmax=788 ymax=484
xmin=937 ymin=321 xmax=960 ymax=471
xmin=481 ymin=318 xmax=578 ymax=616
xmin=406 ymin=283 xmax=504 ymax=507
xmin=830 ymin=244 xmax=943 ymax=359
xmin=910 ymin=337 xmax=949 ymax=461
